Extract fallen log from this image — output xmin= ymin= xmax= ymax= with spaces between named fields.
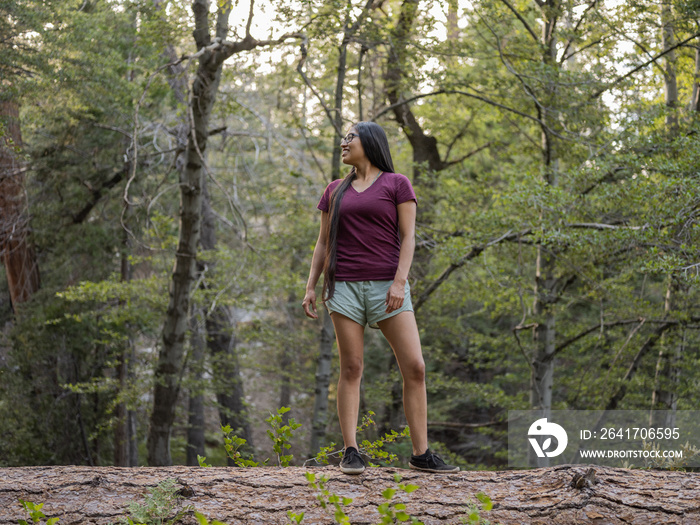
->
xmin=0 ymin=464 xmax=698 ymax=524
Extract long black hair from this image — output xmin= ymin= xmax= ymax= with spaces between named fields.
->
xmin=322 ymin=121 xmax=396 ymax=302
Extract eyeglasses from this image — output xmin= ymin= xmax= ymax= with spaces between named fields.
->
xmin=341 ymin=132 xmax=358 ymax=144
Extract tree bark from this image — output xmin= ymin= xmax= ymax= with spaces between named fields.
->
xmin=200 ymin=169 xmax=253 ymax=459
xmin=2 ymin=465 xmax=700 ymax=524
xmin=207 ymin=306 xmax=252 ymax=461
xmin=310 ymin=310 xmax=334 ymax=456
xmin=384 ymin=0 xmax=445 ymax=184
xmin=0 ymin=100 xmax=40 ymax=311
xmin=186 ymin=309 xmax=206 ymax=466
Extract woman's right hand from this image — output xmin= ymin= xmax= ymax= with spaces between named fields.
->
xmin=302 ymin=289 xmax=318 ymax=319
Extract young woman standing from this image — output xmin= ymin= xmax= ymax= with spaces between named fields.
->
xmin=302 ymin=121 xmax=458 ymax=475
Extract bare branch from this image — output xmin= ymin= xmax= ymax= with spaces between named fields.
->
xmin=565 ymin=222 xmax=649 ymax=231
xmin=296 ymin=40 xmax=344 ymax=137
xmin=245 ymin=0 xmax=254 ymax=39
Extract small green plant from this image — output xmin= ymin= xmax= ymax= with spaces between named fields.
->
xmin=376 ymin=473 xmax=422 ymax=525
xmin=121 ymin=478 xmax=193 ymax=525
xmin=304 ymin=411 xmax=411 ymax=467
xmin=193 ymin=511 xmax=228 ymax=525
xmin=461 ymin=493 xmax=499 ymax=525
xmin=197 ymin=455 xmax=212 ymax=468
xmin=286 ymin=510 xmax=305 ymax=524
xmin=308 ymin=442 xmax=339 ymax=466
xmin=305 ymin=472 xmax=353 ymax=524
xmin=221 ymin=425 xmax=260 ymax=467
xmin=361 ymin=427 xmax=411 ymax=466
xmin=266 ymin=407 xmax=302 ymax=467
xmin=18 ymin=500 xmax=59 ymax=525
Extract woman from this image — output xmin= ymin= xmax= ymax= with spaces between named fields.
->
xmin=302 ymin=121 xmax=458 ymax=475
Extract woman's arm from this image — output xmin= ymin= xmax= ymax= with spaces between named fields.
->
xmin=302 ymin=211 xmax=329 ymax=319
xmin=386 ymin=200 xmax=416 ymax=313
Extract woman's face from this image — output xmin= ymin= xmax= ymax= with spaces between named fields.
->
xmin=340 ymin=127 xmax=365 ymax=166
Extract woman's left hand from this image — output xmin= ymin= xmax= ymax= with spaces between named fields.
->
xmin=385 ymin=280 xmax=405 ymax=313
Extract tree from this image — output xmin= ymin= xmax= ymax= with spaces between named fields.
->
xmin=147 ymin=0 xmax=302 ymax=466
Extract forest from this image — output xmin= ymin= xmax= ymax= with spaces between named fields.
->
xmin=1 ymin=0 xmax=699 ymax=471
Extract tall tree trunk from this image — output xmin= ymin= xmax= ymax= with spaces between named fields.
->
xmin=208 ymin=308 xmax=251 ymax=464
xmin=310 ymin=310 xmax=334 ymax=456
xmin=186 ymin=309 xmax=206 ymax=466
xmin=280 ymin=251 xmax=301 ymax=427
xmin=384 ymin=0 xmax=445 ymax=186
xmin=147 ymin=0 xmax=232 ymax=466
xmin=115 ymin=13 xmax=139 ymax=466
xmin=528 ymin=0 xmax=561 ymax=467
xmin=0 ymin=100 xmax=40 ymax=311
xmin=446 ymin=0 xmax=459 ymax=41
xmin=199 ymin=166 xmax=253 ymax=459
xmin=146 ymin=0 xmax=299 ymax=465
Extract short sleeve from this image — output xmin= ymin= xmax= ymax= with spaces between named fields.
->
xmin=394 ymin=173 xmax=417 ymax=205
xmin=317 ymin=180 xmax=341 ymax=212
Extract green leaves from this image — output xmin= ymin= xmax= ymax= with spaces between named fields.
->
xmin=305 ymin=473 xmax=353 ymax=524
xmin=375 ymin=474 xmax=423 ymax=524
xmin=265 ymin=407 xmax=302 ymax=467
xmin=18 ymin=500 xmax=59 ymax=525
xmin=460 ymin=492 xmax=495 ymax=524
xmin=221 ymin=425 xmax=259 ymax=468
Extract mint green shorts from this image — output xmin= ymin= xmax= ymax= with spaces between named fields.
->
xmin=325 ymin=280 xmax=413 ymax=329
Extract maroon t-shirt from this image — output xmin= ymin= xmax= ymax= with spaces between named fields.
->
xmin=317 ymin=172 xmax=417 ymax=281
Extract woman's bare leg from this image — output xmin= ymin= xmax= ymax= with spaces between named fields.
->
xmin=331 ymin=312 xmax=366 ymax=450
xmin=377 ymin=311 xmax=428 ymax=456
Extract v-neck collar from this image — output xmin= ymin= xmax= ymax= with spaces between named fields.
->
xmin=350 ymin=171 xmax=383 ymax=194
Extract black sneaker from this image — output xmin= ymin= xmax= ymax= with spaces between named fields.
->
xmin=409 ymin=449 xmax=460 ymax=473
xmin=339 ymin=447 xmax=366 ymax=475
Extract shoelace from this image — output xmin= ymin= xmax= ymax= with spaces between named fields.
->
xmin=344 ymin=448 xmax=361 ymax=461
xmin=425 ymin=452 xmax=443 ymax=466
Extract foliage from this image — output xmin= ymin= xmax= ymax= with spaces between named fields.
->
xmin=192 ymin=513 xmax=228 ymax=525
xmin=376 ymin=473 xmax=422 ymax=525
xmin=304 ymin=411 xmax=411 ymax=467
xmin=121 ymin=478 xmax=193 ymax=525
xmin=221 ymin=425 xmax=260 ymax=468
xmin=17 ymin=500 xmax=59 ymax=525
xmin=305 ymin=472 xmax=353 ymax=525
xmin=266 ymin=407 xmax=303 ymax=467
xmin=461 ymin=493 xmax=500 ymax=525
